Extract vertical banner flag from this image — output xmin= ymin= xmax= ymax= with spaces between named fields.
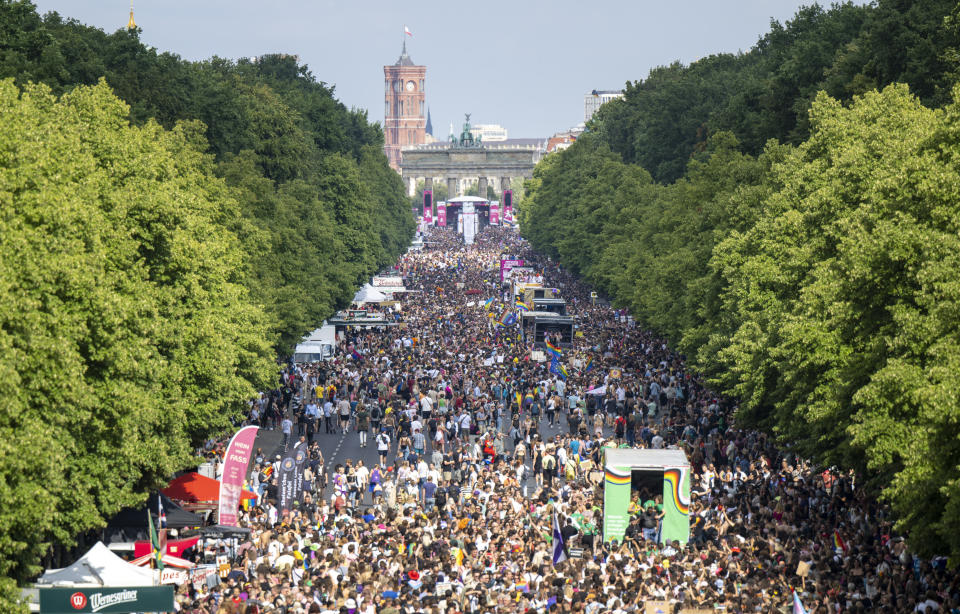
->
xmin=437 ymin=203 xmax=447 ymax=227
xmin=148 ymin=509 xmax=164 ymax=570
xmin=423 ymin=189 xmax=433 ymax=224
xmin=217 ymin=425 xmax=259 ymax=527
xmin=158 ymin=496 xmax=167 ymax=529
xmin=552 ymin=512 xmax=568 ymax=565
xmin=293 ymin=442 xmax=308 ymax=503
xmin=278 ymin=454 xmax=297 ymax=513
xmin=503 ymin=189 xmax=513 ymax=222
xmin=490 ymin=202 xmax=500 ymax=225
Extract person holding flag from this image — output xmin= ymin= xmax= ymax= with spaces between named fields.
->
xmin=550 ymin=356 xmax=567 ymax=381
xmin=791 ymin=588 xmax=808 ymax=614
xmin=545 ymin=338 xmax=563 ymax=359
xmin=552 ymin=511 xmax=568 ymax=566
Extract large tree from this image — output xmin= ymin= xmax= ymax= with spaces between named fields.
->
xmin=0 ymin=79 xmax=276 ymax=610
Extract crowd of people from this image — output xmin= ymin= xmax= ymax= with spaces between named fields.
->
xmin=180 ymin=225 xmax=960 ymax=614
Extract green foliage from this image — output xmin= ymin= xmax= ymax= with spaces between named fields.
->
xmin=707 ymin=85 xmax=960 ymax=558
xmin=592 ymin=0 xmax=958 ymax=183
xmin=0 ymin=2 xmax=413 ymax=606
xmin=0 ymin=2 xmax=413 ymax=354
xmin=522 ymin=0 xmax=960 ymax=563
xmin=0 ymin=79 xmax=276 ymax=607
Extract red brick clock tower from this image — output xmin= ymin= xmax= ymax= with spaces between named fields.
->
xmin=384 ymin=41 xmax=426 ymax=171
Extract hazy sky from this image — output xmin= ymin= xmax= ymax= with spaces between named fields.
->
xmin=33 ymin=1 xmax=841 ymax=138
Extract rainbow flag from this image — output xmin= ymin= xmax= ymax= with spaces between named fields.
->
xmin=545 ymin=339 xmax=563 ymax=358
xmin=515 ymin=299 xmax=529 ymax=312
xmin=584 ymin=355 xmax=594 ymax=373
xmin=833 ymin=530 xmax=847 ymax=553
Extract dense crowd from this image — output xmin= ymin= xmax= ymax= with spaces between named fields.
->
xmin=181 ymin=226 xmax=960 ymax=614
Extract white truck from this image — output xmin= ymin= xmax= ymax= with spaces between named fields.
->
xmin=291 ymin=323 xmax=337 ymax=362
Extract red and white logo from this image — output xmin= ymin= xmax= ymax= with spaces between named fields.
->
xmin=70 ymin=592 xmax=88 ymax=610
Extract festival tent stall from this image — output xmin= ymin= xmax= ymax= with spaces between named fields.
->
xmin=106 ymin=492 xmax=202 ymax=533
xmin=162 ymin=472 xmax=256 ymax=517
xmin=352 ymin=284 xmax=387 ymax=304
xmin=37 ymin=542 xmax=156 ymax=587
xmin=133 ymin=536 xmax=201 ymax=559
xmin=130 ymin=552 xmax=195 ymax=569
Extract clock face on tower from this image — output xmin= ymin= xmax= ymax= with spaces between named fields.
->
xmin=405 ymin=81 xmax=416 ymax=92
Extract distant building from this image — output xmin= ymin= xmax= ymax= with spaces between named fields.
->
xmin=547 ymin=124 xmax=585 ymax=153
xmin=584 ymin=89 xmax=624 ymax=122
xmin=384 ymin=42 xmax=426 ymax=171
xmin=469 ymin=123 xmax=508 ymax=142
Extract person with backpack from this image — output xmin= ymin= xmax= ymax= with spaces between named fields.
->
xmin=376 ymin=430 xmax=391 ymax=467
xmin=434 ymin=481 xmax=448 ymax=513
xmin=356 ymin=404 xmax=370 ymax=448
xmin=370 ymin=404 xmax=382 ymax=433
xmin=542 ymin=446 xmax=557 ymax=488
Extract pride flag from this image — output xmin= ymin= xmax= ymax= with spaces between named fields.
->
xmin=545 ymin=339 xmax=563 ymax=358
xmin=515 ymin=299 xmax=529 ymax=312
xmin=833 ymin=530 xmax=847 ymax=553
xmin=584 ymin=355 xmax=594 ymax=373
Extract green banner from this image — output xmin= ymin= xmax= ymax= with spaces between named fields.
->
xmin=603 ymin=464 xmax=631 ymax=542
xmin=40 ymin=586 xmax=173 ymax=614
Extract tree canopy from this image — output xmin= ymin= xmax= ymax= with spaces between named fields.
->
xmin=520 ymin=0 xmax=960 ymax=563
xmin=0 ymin=2 xmax=414 ymax=608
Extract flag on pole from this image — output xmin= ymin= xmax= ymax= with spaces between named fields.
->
xmin=158 ymin=496 xmax=167 ymax=529
xmin=147 ymin=509 xmax=164 ymax=570
xmin=584 ymin=355 xmax=594 ymax=373
xmin=552 ymin=512 xmax=568 ymax=565
xmin=404 ymin=25 xmax=412 ymax=36
xmin=833 ymin=530 xmax=847 ymax=554
xmin=792 ymin=589 xmax=808 ymax=614
xmin=483 ymin=297 xmax=494 ymax=310
xmin=515 ymin=299 xmax=529 ymax=312
xmin=545 ymin=339 xmax=563 ymax=359
xmin=550 ymin=357 xmax=567 ymax=381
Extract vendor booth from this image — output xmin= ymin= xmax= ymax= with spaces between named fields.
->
xmin=35 ymin=542 xmax=174 ymax=613
xmin=162 ymin=472 xmax=256 ymax=520
xmin=603 ymin=448 xmax=691 ymax=545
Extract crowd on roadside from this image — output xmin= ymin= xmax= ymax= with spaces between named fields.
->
xmin=178 ymin=225 xmax=960 ymax=614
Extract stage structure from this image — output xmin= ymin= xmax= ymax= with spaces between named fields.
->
xmin=603 ymin=448 xmax=691 ymax=545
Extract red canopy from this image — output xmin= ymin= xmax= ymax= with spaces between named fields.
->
xmin=134 ymin=536 xmax=201 ymax=559
xmin=162 ymin=472 xmax=256 ymax=504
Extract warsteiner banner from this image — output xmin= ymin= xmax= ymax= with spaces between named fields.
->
xmin=40 ymin=586 xmax=173 ymax=614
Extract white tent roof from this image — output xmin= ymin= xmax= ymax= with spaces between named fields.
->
xmin=353 ymin=284 xmax=387 ymax=304
xmin=38 ymin=542 xmax=156 ymax=587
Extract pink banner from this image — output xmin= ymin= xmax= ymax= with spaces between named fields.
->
xmin=423 ymin=190 xmax=433 ymax=224
xmin=499 ymin=258 xmax=524 ymax=282
xmin=503 ymin=189 xmax=513 ymax=222
xmin=217 ymin=425 xmax=258 ymax=526
xmin=490 ymin=202 xmax=500 ymax=225
xmin=437 ymin=203 xmax=447 ymax=227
